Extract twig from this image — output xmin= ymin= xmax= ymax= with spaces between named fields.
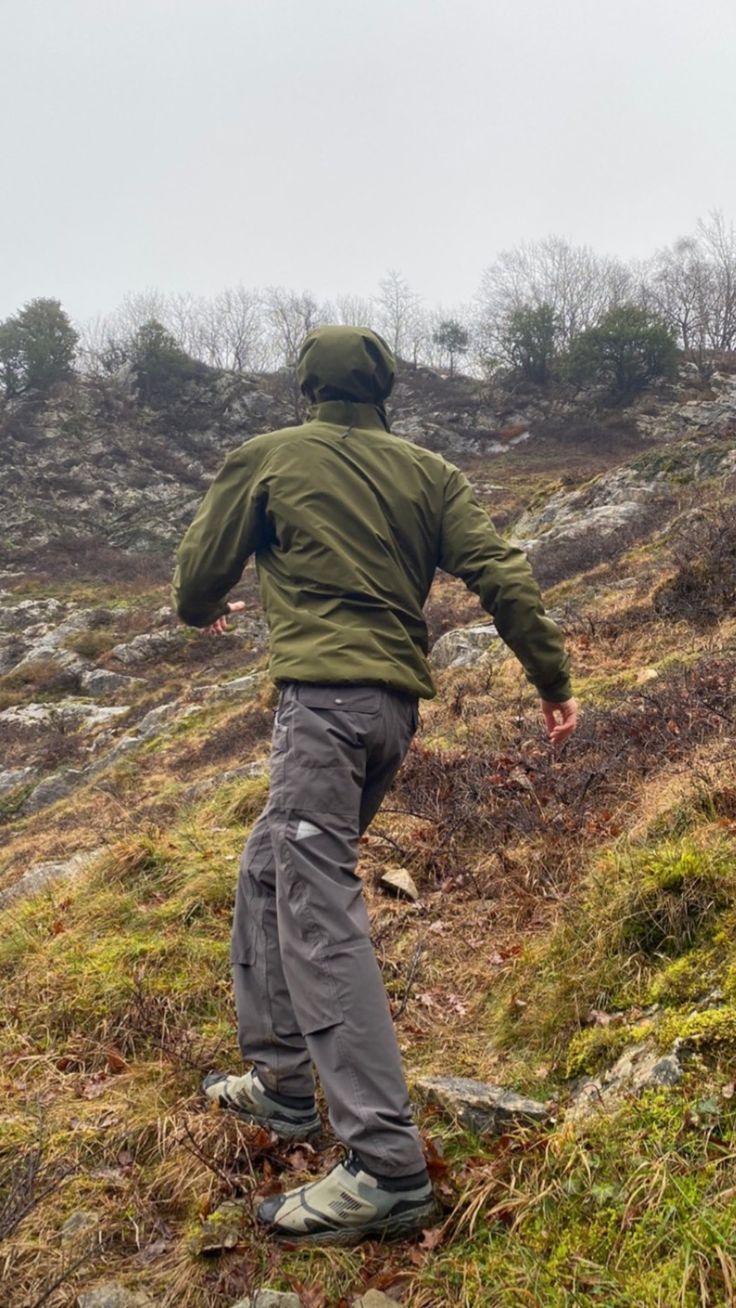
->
xmin=369 ymin=829 xmax=413 ymax=861
xmin=394 ymin=937 xmax=425 ymax=1021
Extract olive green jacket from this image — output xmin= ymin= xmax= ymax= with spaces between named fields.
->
xmin=172 ymin=327 xmax=571 ymax=702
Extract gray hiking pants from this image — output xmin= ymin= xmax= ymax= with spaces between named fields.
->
xmin=230 ymin=681 xmax=425 ymax=1177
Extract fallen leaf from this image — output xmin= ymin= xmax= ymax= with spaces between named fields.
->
xmin=82 ymin=1075 xmax=111 ymax=1099
xmin=418 ymin=1226 xmax=445 ymax=1250
xmin=137 ymin=1237 xmax=172 ymax=1263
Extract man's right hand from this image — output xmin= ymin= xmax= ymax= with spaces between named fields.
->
xmin=541 ymin=697 xmax=578 ymax=746
xmin=202 ymin=600 xmax=246 ymax=636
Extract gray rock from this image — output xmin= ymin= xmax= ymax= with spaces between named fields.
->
xmin=230 ymin=1293 xmax=302 ymax=1308
xmin=415 ymin=1075 xmax=551 ymax=1134
xmin=0 ymin=699 xmax=129 ymax=732
xmin=79 ymin=669 xmax=145 ymax=696
xmin=567 ymin=1042 xmax=684 ymax=1121
xmin=0 ymin=848 xmax=103 ymax=911
xmin=61 ymin=1209 xmax=99 ymax=1241
xmin=429 ymin=623 xmax=504 ymax=670
xmin=380 ymin=868 xmax=420 ymax=902
xmin=204 ymin=674 xmax=260 ymax=700
xmin=0 ymin=636 xmax=27 ymax=674
xmin=23 ymin=769 xmax=90 ymax=814
xmin=188 ymin=1199 xmax=248 ymax=1254
xmin=110 ymin=630 xmax=185 ymax=666
xmin=0 ymin=767 xmax=36 ymax=798
xmin=132 ymin=701 xmax=200 ymax=740
xmin=0 ymin=598 xmax=66 ymax=632
xmin=76 ymin=1285 xmax=155 ymax=1308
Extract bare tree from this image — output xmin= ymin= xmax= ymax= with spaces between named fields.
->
xmin=264 ymin=287 xmax=325 ymax=370
xmin=478 ymin=236 xmax=634 ymax=359
xmin=645 ymin=236 xmax=711 ymax=358
xmin=206 ymin=286 xmax=267 ymax=371
xmin=329 ymin=294 xmax=376 ymax=328
xmin=376 ymin=270 xmax=422 ymax=361
xmin=698 ymin=210 xmax=736 ymax=352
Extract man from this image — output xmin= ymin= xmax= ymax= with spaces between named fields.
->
xmin=172 ymin=325 xmax=576 ymax=1246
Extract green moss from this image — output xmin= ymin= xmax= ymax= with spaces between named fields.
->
xmin=658 ymin=1004 xmax=736 ymax=1053
xmin=649 ymin=950 xmax=720 ymax=1004
xmin=564 ymin=1021 xmax=654 ymax=1079
xmin=0 ymin=782 xmax=35 ymax=824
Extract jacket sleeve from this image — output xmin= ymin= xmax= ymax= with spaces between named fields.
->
xmin=438 ymin=467 xmax=572 ymax=702
xmin=171 ymin=445 xmax=268 ymax=628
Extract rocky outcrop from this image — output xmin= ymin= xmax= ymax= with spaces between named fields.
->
xmin=79 ymin=669 xmax=144 ymax=696
xmin=76 ymin=1286 xmax=156 ymax=1308
xmin=0 ymin=848 xmax=103 ymax=910
xmin=0 ymin=700 xmax=129 ymax=731
xmin=429 ymin=623 xmax=505 ymax=670
xmin=0 ymin=766 xmax=36 ymax=797
xmin=514 ymin=438 xmax=736 ymax=585
xmin=109 ymin=630 xmax=186 ymax=666
xmin=636 ymin=368 xmax=736 ymax=441
xmin=0 ymin=598 xmax=113 ymax=679
xmin=1 ymin=373 xmax=287 ymax=559
xmin=566 ymin=1041 xmax=685 ymax=1121
xmin=415 ymin=1075 xmax=551 ymax=1133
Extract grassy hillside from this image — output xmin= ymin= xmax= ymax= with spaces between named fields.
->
xmin=3 ymin=371 xmax=736 ymax=1306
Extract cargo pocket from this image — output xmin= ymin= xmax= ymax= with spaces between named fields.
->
xmin=273 ymin=816 xmax=347 ymax=1034
xmin=285 ymin=685 xmax=381 ymax=814
xmin=296 ymin=685 xmax=382 ymax=757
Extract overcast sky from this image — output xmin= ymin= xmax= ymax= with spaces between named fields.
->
xmin=2 ymin=0 xmax=735 ymax=325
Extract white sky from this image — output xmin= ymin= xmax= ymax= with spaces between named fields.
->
xmin=2 ymin=0 xmax=735 ymax=323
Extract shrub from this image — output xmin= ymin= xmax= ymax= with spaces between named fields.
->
xmin=129 ymin=319 xmax=212 ymax=407
xmin=64 ymin=628 xmax=117 ymax=659
xmin=654 ymin=503 xmax=736 ymax=623
xmin=499 ymin=302 xmax=558 ymax=385
xmin=565 ymin=305 xmax=678 ymax=401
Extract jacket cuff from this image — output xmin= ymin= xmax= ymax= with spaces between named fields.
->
xmin=173 ymin=592 xmax=229 ymax=629
xmin=534 ymin=674 xmax=573 ymax=704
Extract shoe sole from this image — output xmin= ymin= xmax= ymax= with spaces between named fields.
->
xmin=263 ymin=1198 xmax=440 ymax=1246
xmin=208 ymin=1093 xmax=321 ymax=1142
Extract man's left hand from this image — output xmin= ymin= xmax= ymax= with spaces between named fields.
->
xmin=203 ymin=601 xmax=246 ymax=636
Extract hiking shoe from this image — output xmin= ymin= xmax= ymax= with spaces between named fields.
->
xmin=202 ymin=1069 xmax=321 ymax=1140
xmin=256 ymin=1151 xmax=437 ymax=1245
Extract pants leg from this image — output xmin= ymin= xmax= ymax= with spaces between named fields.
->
xmin=231 ymin=800 xmax=315 ymax=1099
xmin=267 ymin=682 xmax=425 ymax=1177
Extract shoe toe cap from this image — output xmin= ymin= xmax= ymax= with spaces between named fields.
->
xmin=256 ymin=1194 xmax=284 ymax=1225
xmin=201 ymin=1071 xmax=226 ymax=1095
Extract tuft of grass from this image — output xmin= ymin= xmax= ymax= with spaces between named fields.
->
xmin=63 ymin=627 xmax=117 ymax=658
xmin=492 ymin=832 xmax=736 ymax=1063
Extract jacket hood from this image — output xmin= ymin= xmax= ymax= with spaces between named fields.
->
xmin=296 ymin=326 xmax=396 ymax=407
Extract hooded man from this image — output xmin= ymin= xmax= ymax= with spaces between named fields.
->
xmin=172 ymin=325 xmax=577 ymax=1244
